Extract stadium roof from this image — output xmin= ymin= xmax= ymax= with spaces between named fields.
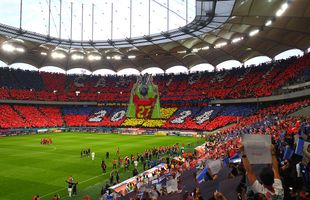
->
xmin=0 ymin=0 xmax=309 ymax=72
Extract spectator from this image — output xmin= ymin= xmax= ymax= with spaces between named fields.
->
xmin=101 ymin=160 xmax=107 ymax=173
xmin=241 ymin=145 xmax=284 ymax=199
xmin=52 ymin=194 xmax=60 ymax=200
xmin=83 ymin=195 xmax=91 ymax=200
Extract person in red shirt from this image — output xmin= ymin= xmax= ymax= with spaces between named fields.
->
xmin=113 ymin=159 xmax=117 ymax=169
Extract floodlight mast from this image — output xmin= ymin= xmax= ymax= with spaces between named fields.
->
xmin=59 ymin=0 xmax=62 ymax=39
xmin=92 ymin=4 xmax=94 ymax=41
xmin=130 ymin=0 xmax=132 ymax=38
xmin=81 ymin=4 xmax=84 ymax=41
xmin=19 ymin=0 xmax=23 ymax=29
xmin=148 ymin=0 xmax=151 ymax=35
xmin=48 ymin=0 xmax=51 ymax=36
xmin=111 ymin=3 xmax=114 ymax=40
xmin=70 ymin=2 xmax=73 ymax=40
xmin=167 ymin=0 xmax=169 ymax=32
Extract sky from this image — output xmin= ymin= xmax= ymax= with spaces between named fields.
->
xmin=0 ymin=0 xmax=308 ymax=75
xmin=0 ymin=0 xmax=196 ymax=40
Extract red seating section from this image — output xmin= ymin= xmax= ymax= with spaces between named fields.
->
xmin=0 ymin=105 xmax=30 ymax=128
xmin=39 ymin=107 xmax=64 ymax=127
xmin=204 ymin=116 xmax=239 ymax=131
xmin=14 ymin=105 xmax=52 ymax=128
xmin=0 ymin=105 xmax=63 ymax=129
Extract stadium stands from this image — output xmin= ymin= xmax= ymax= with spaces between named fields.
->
xmin=14 ymin=105 xmax=58 ymax=128
xmin=103 ymin=113 xmax=310 ymax=200
xmin=0 ymin=52 xmax=309 ymax=132
xmin=0 ymin=100 xmax=308 ymax=131
xmin=0 ymin=56 xmax=309 ymax=200
xmin=0 ymin=105 xmax=64 ymax=129
xmin=0 ymin=54 xmax=309 ymax=102
xmin=0 ymin=105 xmax=30 ymax=128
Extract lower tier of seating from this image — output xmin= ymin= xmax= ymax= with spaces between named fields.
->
xmin=0 ymin=99 xmax=308 ymax=130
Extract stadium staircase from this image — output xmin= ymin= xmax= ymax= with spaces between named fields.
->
xmin=60 ymin=108 xmax=67 ymax=127
xmin=11 ymin=105 xmax=31 ymax=126
xmin=289 ymin=106 xmax=310 ymax=118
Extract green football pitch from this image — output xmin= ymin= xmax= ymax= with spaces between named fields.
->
xmin=0 ymin=132 xmax=201 ymax=200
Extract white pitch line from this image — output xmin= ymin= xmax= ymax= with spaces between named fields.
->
xmin=40 ymin=173 xmax=105 ymax=199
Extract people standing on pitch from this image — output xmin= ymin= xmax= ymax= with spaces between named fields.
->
xmin=134 ymin=159 xmax=138 ymax=169
xmin=83 ymin=195 xmax=91 ymax=200
xmin=72 ymin=181 xmax=78 ymax=196
xmin=118 ymin=156 xmax=123 ymax=168
xmin=65 ymin=176 xmax=74 ymax=197
xmin=32 ymin=194 xmax=40 ymax=200
xmin=181 ymin=145 xmax=185 ymax=154
xmin=113 ymin=159 xmax=117 ymax=169
xmin=101 ymin=160 xmax=107 ymax=173
xmin=109 ymin=171 xmax=114 ymax=184
xmin=91 ymin=152 xmax=95 ymax=160
xmin=89 ymin=148 xmax=91 ymax=157
xmin=124 ymin=157 xmax=130 ymax=171
xmin=52 ymin=194 xmax=60 ymax=200
xmin=116 ymin=171 xmax=120 ymax=183
xmin=116 ymin=147 xmax=120 ymax=156
xmin=133 ymin=168 xmax=138 ymax=177
xmin=106 ymin=151 xmax=109 ymax=159
xmin=81 ymin=148 xmax=91 ymax=157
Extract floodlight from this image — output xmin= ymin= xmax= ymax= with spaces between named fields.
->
xmin=88 ymin=54 xmax=101 ymax=61
xmin=214 ymin=42 xmax=227 ymax=48
xmin=249 ymin=29 xmax=259 ymax=37
xmin=232 ymin=37 xmax=244 ymax=43
xmin=51 ymin=51 xmax=66 ymax=59
xmin=71 ymin=54 xmax=84 ymax=60
xmin=2 ymin=43 xmax=15 ymax=52
xmin=128 ymin=55 xmax=136 ymax=59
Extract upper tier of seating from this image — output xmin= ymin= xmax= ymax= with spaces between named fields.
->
xmin=0 ymin=53 xmax=309 ymax=102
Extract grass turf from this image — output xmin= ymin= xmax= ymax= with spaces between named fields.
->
xmin=0 ymin=132 xmax=201 ymax=200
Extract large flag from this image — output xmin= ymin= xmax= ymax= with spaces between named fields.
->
xmin=196 ymin=166 xmax=209 ymax=183
xmin=127 ymin=74 xmax=161 ymax=119
xmin=283 ymin=146 xmax=294 ymax=160
xmin=229 ymin=153 xmax=241 ymax=163
xmin=295 ymin=138 xmax=310 ymax=165
xmin=295 ymin=138 xmax=305 ymax=156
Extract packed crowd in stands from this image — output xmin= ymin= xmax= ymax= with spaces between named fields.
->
xmin=95 ymin=110 xmax=310 ymax=200
xmin=0 ymin=54 xmax=309 ymax=103
xmin=13 ymin=98 xmax=308 ymax=199
xmin=0 ymin=100 xmax=309 ymax=132
xmin=0 ymin=53 xmax=309 ymax=199
xmin=0 ymin=105 xmax=63 ymax=129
